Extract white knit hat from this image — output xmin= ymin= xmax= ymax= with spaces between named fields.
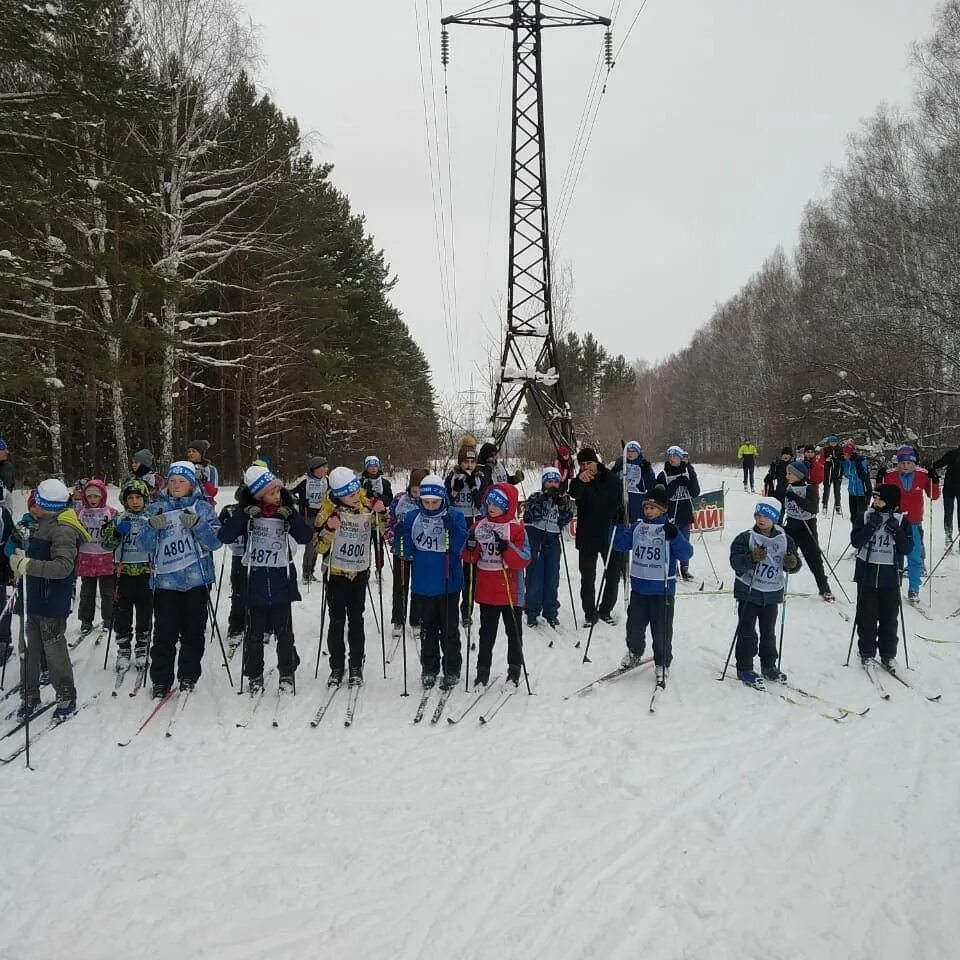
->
xmin=243 ymin=464 xmax=281 ymax=499
xmin=35 ymin=478 xmax=70 ymax=512
xmin=330 ymin=466 xmax=361 ymax=499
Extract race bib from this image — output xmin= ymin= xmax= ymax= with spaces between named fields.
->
xmin=306 ymin=476 xmax=327 ymax=510
xmin=154 ymin=510 xmax=195 ymax=575
xmin=330 ymin=511 xmax=372 ymax=572
xmin=412 ymin=513 xmax=446 ymax=553
xmin=857 ymin=511 xmax=896 ymax=566
xmin=624 ymin=462 xmax=643 ymax=495
xmin=244 ymin=516 xmax=288 ymax=569
xmin=630 ymin=523 xmax=667 ymax=581
xmin=453 ymin=482 xmax=477 ymax=517
xmin=785 ymin=484 xmax=813 ymax=521
xmin=79 ymin=507 xmax=112 ymax=555
xmin=669 ymin=471 xmax=692 ymax=502
xmin=474 ymin=519 xmax=502 ymax=571
xmin=740 ymin=530 xmax=787 ymax=593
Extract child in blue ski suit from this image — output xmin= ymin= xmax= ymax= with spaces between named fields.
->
xmin=523 ymin=467 xmax=574 ymax=629
xmin=613 ymin=484 xmax=693 ymax=683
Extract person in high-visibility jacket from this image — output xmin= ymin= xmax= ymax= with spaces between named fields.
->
xmin=737 ymin=442 xmax=760 ymax=492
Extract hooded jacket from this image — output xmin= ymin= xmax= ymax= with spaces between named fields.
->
xmin=23 ymin=507 xmax=90 ymax=619
xmin=218 ymin=486 xmax=312 ymax=607
xmin=613 ymin=514 xmax=693 ymax=597
xmin=400 ymin=496 xmax=468 ymax=597
xmin=136 ymin=488 xmax=222 ymax=592
xmin=76 ymin=479 xmax=119 ymax=579
xmin=881 ymin=468 xmax=940 ymax=525
xmin=461 ymin=483 xmax=531 ymax=606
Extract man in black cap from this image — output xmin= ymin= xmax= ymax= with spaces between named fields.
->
xmin=568 ymin=447 xmax=625 ymax=625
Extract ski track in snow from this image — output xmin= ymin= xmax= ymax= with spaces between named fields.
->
xmin=0 ymin=467 xmax=958 ymax=959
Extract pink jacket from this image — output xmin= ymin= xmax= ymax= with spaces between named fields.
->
xmin=76 ymin=479 xmax=118 ymax=578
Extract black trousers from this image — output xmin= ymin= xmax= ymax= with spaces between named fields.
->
xmin=736 ymin=600 xmax=779 ymax=672
xmin=848 ymin=493 xmax=868 ymax=529
xmin=151 ymin=586 xmax=208 ymax=686
xmin=228 ymin=556 xmax=246 ymax=636
xmin=391 ymin=557 xmax=421 ymax=627
xmin=855 ymin=584 xmax=900 ymax=660
xmin=476 ymin=603 xmax=523 ymax=672
xmin=417 ymin=592 xmax=462 ymax=676
xmin=114 ymin=573 xmax=152 ymax=643
xmin=742 ymin=459 xmax=755 ymax=488
xmin=625 ymin=593 xmax=675 ymax=666
xmin=785 ymin=518 xmax=830 ymax=594
xmin=326 ymin=573 xmax=367 ymax=671
xmin=577 ymin=545 xmax=624 ymax=618
xmin=244 ymin=604 xmax=299 ymax=679
xmin=461 ymin=560 xmax=477 ymax=621
xmin=78 ymin=574 xmax=115 ymax=625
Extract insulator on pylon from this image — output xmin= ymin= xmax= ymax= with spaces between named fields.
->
xmin=603 ymin=29 xmax=614 ymax=69
xmin=441 ymin=29 xmax=450 ymax=67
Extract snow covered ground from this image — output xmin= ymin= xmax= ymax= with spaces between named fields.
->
xmin=0 ymin=465 xmax=958 ymax=959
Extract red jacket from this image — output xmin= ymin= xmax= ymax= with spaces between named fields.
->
xmin=462 ymin=483 xmax=531 ymax=606
xmin=882 ymin=468 xmax=940 ymax=525
xmin=807 ymin=454 xmax=825 ymax=485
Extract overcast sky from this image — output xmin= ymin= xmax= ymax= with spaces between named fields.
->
xmin=243 ymin=0 xmax=942 ymax=413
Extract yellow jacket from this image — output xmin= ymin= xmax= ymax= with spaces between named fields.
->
xmin=737 ymin=444 xmax=759 ymax=459
xmin=312 ymin=492 xmax=384 ymax=578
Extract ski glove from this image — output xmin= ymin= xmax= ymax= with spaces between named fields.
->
xmin=673 ymin=475 xmax=688 ymax=487
xmin=179 ymin=510 xmax=200 ymax=530
xmin=783 ymin=553 xmax=799 ymax=571
xmin=148 ymin=513 xmax=168 ymax=530
xmin=496 ymin=538 xmax=509 ymax=555
xmin=663 ymin=522 xmax=679 ymax=541
xmin=867 ymin=511 xmax=884 ymax=530
xmin=750 ymin=545 xmax=767 ymax=563
xmin=276 ymin=506 xmax=294 ymax=520
xmin=513 ymin=470 xmax=525 ymax=483
xmin=884 ymin=516 xmax=901 ymax=534
xmin=465 ymin=535 xmax=477 ymax=552
xmin=244 ymin=506 xmax=262 ymax=519
xmin=493 ymin=523 xmax=511 ymax=540
xmin=114 ymin=519 xmax=132 ymax=535
xmin=9 ymin=550 xmax=29 ymax=578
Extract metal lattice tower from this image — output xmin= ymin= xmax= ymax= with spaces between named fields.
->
xmin=442 ymin=1 xmax=611 ymax=453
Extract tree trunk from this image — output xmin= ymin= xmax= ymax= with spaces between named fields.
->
xmin=43 ymin=345 xmax=64 ymax=477
xmin=159 ymin=296 xmax=177 ymax=465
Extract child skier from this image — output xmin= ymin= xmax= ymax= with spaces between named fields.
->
xmin=881 ymin=446 xmax=940 ymax=602
xmin=782 ymin=459 xmax=833 ymax=600
xmin=523 ymin=467 xmax=574 ymax=628
xmin=314 ymin=466 xmax=387 ymax=686
xmin=291 ymin=455 xmax=329 ymax=584
xmin=729 ymin=496 xmax=802 ymax=685
xmin=129 ymin=448 xmax=163 ymax=499
xmin=0 ymin=499 xmax=12 ymax=667
xmin=8 ymin=479 xmax=89 ymax=721
xmin=445 ymin=436 xmax=484 ymax=625
xmin=185 ymin=440 xmax=219 ymax=504
xmin=462 ymin=483 xmax=531 ymax=687
xmin=136 ymin=461 xmax=222 ymax=697
xmin=388 ymin=468 xmax=428 ymax=638
xmin=361 ymin=455 xmax=394 ymax=509
xmin=611 ymin=441 xmax=656 ymax=521
xmin=850 ymin=484 xmax=913 ymax=671
xmin=219 ymin=464 xmax=312 ymax=691
xmin=477 ymin=442 xmax=524 ymax=494
xmin=102 ymin=479 xmax=154 ymax=672
xmin=656 ymin=445 xmax=700 ymax=582
xmin=400 ymin=473 xmax=467 ymax=689
xmin=76 ymin=478 xmax=118 ymax=636
xmin=613 ymin=484 xmax=693 ymax=684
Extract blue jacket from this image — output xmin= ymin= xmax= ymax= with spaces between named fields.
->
xmin=842 ymin=455 xmax=872 ymax=498
xmin=729 ymin=525 xmax=802 ymax=606
xmin=401 ymin=503 xmax=468 ymax=597
xmin=137 ymin=490 xmax=222 ymax=592
xmin=613 ymin=515 xmax=693 ymax=597
xmin=218 ymin=488 xmax=313 ymax=607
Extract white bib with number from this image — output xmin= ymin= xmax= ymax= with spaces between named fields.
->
xmin=154 ymin=510 xmax=195 ymax=575
xmin=474 ymin=519 xmax=503 ymax=571
xmin=452 ymin=479 xmax=478 ymax=518
xmin=624 ymin=461 xmax=644 ymax=496
xmin=630 ymin=523 xmax=668 ymax=582
xmin=412 ymin=513 xmax=446 ymax=553
xmin=79 ymin=507 xmax=112 ymax=555
xmin=785 ymin=483 xmax=814 ymax=521
xmin=738 ymin=529 xmax=787 ymax=593
xmin=330 ymin=511 xmax=372 ymax=572
xmin=305 ymin=476 xmax=328 ymax=510
xmin=857 ymin=509 xmax=897 ymax=566
xmin=668 ymin=470 xmax=692 ymax=502
xmin=244 ymin=516 xmax=288 ymax=569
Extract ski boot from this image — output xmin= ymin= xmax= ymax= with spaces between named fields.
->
xmin=473 ymin=666 xmax=490 ymax=688
xmin=861 ymin=656 xmax=878 ymax=668
xmin=263 ymin=632 xmax=273 ymax=646
xmin=736 ymin=668 xmax=763 ymax=687
xmin=881 ymin=657 xmax=898 ymax=674
xmin=327 ymin=668 xmax=344 ymax=688
xmin=348 ymin=665 xmax=363 ymax=687
xmin=762 ymin=665 xmax=787 ymax=683
xmin=439 ymin=672 xmax=459 ymax=691
xmin=248 ymin=675 xmax=264 ymax=695
xmin=52 ymin=698 xmax=76 ymax=723
xmin=227 ymin=631 xmax=243 ymax=651
xmin=391 ymin=623 xmax=403 ymax=641
xmin=16 ymin=697 xmax=42 ymax=720
xmin=39 ymin=671 xmax=51 ymax=687
xmin=820 ymin=590 xmax=835 ymax=603
xmin=279 ymin=675 xmax=295 ymax=693
xmin=134 ymin=637 xmax=149 ymax=668
xmin=506 ymin=664 xmax=521 ymax=687
xmin=79 ymin=621 xmax=94 ymax=636
xmin=620 ymin=649 xmax=643 ymax=670
xmin=599 ymin=612 xmax=617 ymax=626
xmin=546 ymin=617 xmax=560 ymax=629
xmin=655 ymin=664 xmax=667 ymax=685
xmin=679 ymin=565 xmax=695 ymax=583
xmin=907 ymin=591 xmax=919 ymax=604
xmin=152 ymin=683 xmax=171 ymax=699
xmin=421 ymin=672 xmax=437 ymax=689
xmin=460 ymin=613 xmax=472 ymax=628
xmin=115 ymin=643 xmax=132 ymax=673
xmin=526 ymin=615 xmax=538 ymax=628
xmin=179 ymin=678 xmax=196 ymax=693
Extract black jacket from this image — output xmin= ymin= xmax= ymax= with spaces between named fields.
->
xmin=850 ymin=507 xmax=913 ymax=589
xmin=361 ymin=471 xmax=394 ymax=509
xmin=763 ymin=459 xmax=790 ymax=503
xmin=656 ymin=462 xmax=701 ymax=527
xmin=932 ymin=448 xmax=960 ymax=491
xmin=569 ymin=463 xmax=621 ymax=551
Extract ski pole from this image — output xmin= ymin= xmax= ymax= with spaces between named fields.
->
xmin=920 ymin=532 xmax=960 ymax=590
xmin=238 ymin=534 xmax=253 ymax=695
xmin=18 ymin=577 xmax=31 ymax=770
xmin=559 ymin=530 xmax=578 ymax=631
xmin=0 ymin=588 xmax=17 ymax=690
xmin=580 ymin=524 xmax=617 ymax=662
xmin=825 ymin=501 xmax=836 ymax=558
xmin=501 ymin=564 xmax=532 ymax=695
xmin=102 ymin=538 xmax=126 ymax=670
xmin=191 ymin=535 xmax=233 ymax=687
xmin=697 ymin=532 xmax=724 ymax=588
xmin=314 ymin=560 xmax=328 ymax=679
xmin=928 ymin=494 xmax=934 ymax=606
xmin=898 ymin=578 xmax=911 ymax=670
xmin=377 ymin=523 xmax=386 ymax=679
xmin=366 ymin=579 xmax=381 ymax=635
xmin=776 ymin=572 xmax=789 ymax=671
xmin=212 ymin=546 xmax=228 ymax=619
xmin=399 ymin=536 xmax=409 ymax=697
xmin=719 ymin=620 xmax=738 ymax=682
xmin=464 ymin=560 xmax=473 ymax=692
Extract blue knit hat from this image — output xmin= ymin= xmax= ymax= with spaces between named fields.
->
xmin=625 ymin=441 xmax=642 ymax=456
xmin=541 ymin=467 xmax=562 ymax=486
xmin=364 ymin=455 xmax=381 ymax=471
xmin=167 ymin=461 xmax=197 ymax=486
xmin=485 ymin=487 xmax=510 ymax=514
xmin=418 ymin=473 xmax=445 ymax=501
xmin=786 ymin=459 xmax=809 ymax=479
xmin=896 ymin=445 xmax=918 ymax=463
xmin=666 ymin=445 xmax=687 ymax=459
